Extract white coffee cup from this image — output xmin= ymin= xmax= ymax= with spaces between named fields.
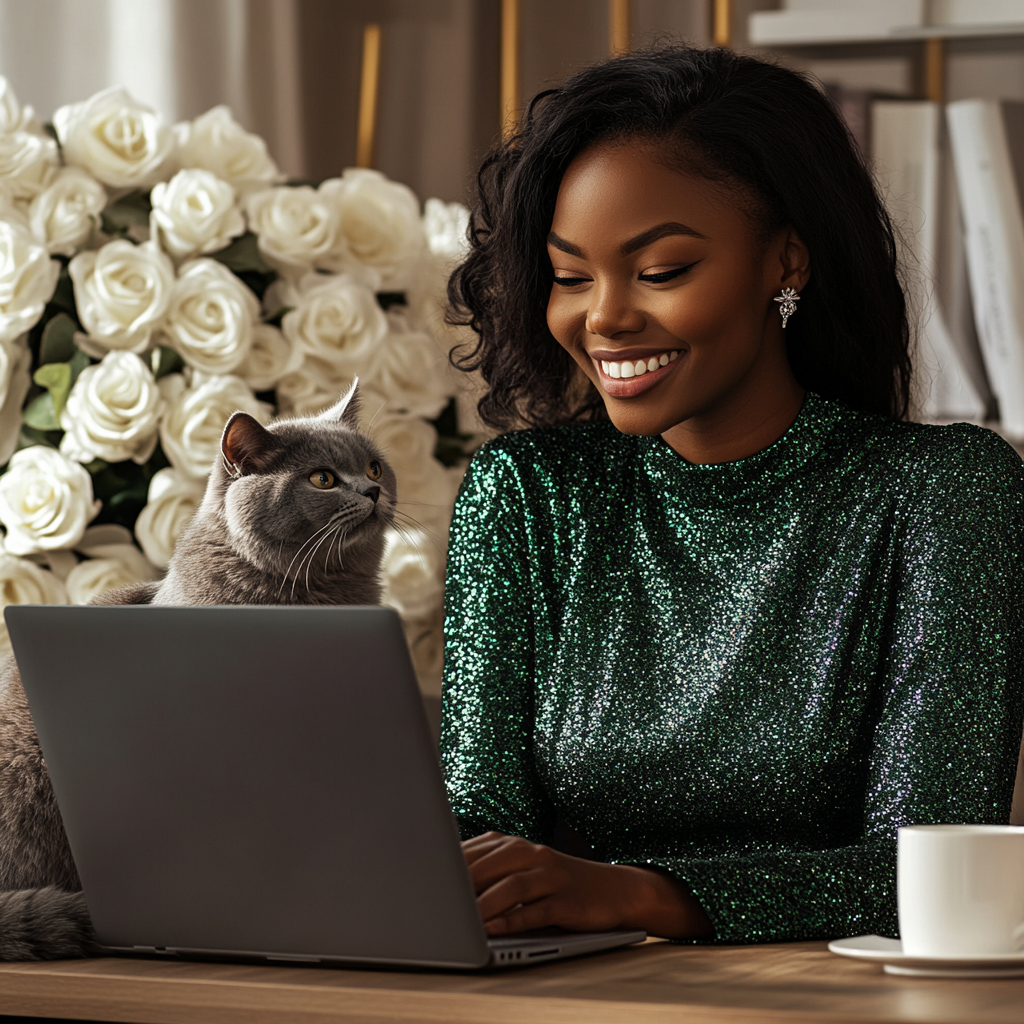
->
xmin=898 ymin=824 xmax=1024 ymax=956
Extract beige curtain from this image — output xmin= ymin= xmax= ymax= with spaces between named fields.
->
xmin=0 ymin=0 xmax=305 ymax=176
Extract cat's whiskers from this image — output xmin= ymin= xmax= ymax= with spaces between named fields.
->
xmin=303 ymin=523 xmax=342 ymax=597
xmin=279 ymin=518 xmax=341 ymax=600
xmin=294 ymin=506 xmax=367 ymax=598
xmin=390 ymin=509 xmax=446 ymax=559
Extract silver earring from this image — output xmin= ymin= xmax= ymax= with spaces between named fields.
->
xmin=774 ymin=287 xmax=800 ymax=328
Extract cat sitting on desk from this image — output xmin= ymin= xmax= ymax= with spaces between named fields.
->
xmin=0 ymin=382 xmax=397 ymax=959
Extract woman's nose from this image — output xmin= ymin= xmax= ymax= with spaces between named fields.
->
xmin=584 ymin=282 xmax=646 ymax=338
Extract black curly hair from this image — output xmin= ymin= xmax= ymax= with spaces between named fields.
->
xmin=447 ymin=44 xmax=911 ymax=430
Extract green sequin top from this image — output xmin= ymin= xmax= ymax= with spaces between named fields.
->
xmin=440 ymin=392 xmax=1024 ymax=943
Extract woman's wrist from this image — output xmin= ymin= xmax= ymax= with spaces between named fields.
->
xmin=610 ymin=863 xmax=714 ymax=940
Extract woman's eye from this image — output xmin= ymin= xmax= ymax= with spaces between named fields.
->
xmin=309 ymin=470 xmax=335 ymax=489
xmin=638 ymin=263 xmax=698 ymax=284
xmin=553 ymin=275 xmax=590 ymax=288
xmin=367 ymin=460 xmax=383 ymax=481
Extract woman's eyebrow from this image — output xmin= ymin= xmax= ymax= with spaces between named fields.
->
xmin=546 ymin=222 xmax=707 ymax=259
xmin=547 ymin=232 xmax=584 ymax=256
xmin=620 ymin=222 xmax=707 ymax=254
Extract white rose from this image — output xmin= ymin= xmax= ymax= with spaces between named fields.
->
xmin=53 ymin=87 xmax=174 ymax=188
xmin=246 ymin=185 xmax=343 ymax=271
xmin=69 ymin=240 xmax=175 ymax=355
xmin=28 ymin=167 xmax=107 ymax=257
xmin=59 ymin=351 xmax=164 ymax=465
xmin=0 ymin=554 xmax=68 ymax=658
xmin=371 ymin=313 xmax=450 ymax=418
xmin=0 ymin=335 xmax=31 ymax=465
xmin=329 ymin=169 xmax=425 ymax=281
xmin=0 ymin=131 xmax=58 ymax=203
xmin=0 ymin=221 xmax=59 ymax=344
xmin=134 ymin=468 xmax=204 ymax=569
xmin=235 ymin=322 xmax=301 ymax=392
xmin=150 ymin=169 xmax=245 ymax=261
xmin=0 ymin=181 xmax=28 ymax=230
xmin=161 ymin=258 xmax=257 ymax=374
xmin=281 ymin=273 xmax=387 ymax=374
xmin=422 ymin=198 xmax=470 ymax=261
xmin=159 ymin=372 xmax=271 ymax=478
xmin=380 ymin=527 xmax=443 ymax=621
xmin=275 ymin=357 xmax=352 ymax=419
xmin=369 ymin=412 xmax=458 ymax=512
xmin=65 ymin=542 xmax=158 ymax=604
xmin=0 ymin=446 xmax=101 ymax=554
xmin=174 ymin=106 xmax=280 ymax=196
xmin=0 ymin=77 xmax=38 ymax=134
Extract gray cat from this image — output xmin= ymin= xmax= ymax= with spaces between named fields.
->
xmin=0 ymin=382 xmax=397 ymax=959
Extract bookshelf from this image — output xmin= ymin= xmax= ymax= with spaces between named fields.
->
xmin=731 ymin=2 xmax=1024 ymax=451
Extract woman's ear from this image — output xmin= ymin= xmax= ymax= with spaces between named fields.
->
xmin=778 ymin=227 xmax=811 ymax=293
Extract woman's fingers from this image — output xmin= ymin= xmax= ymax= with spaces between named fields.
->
xmin=476 ymin=865 xmax=555 ymax=923
xmin=485 ymin=895 xmax=557 ymax=935
xmin=465 ymin=835 xmax=552 ymax=891
xmin=461 ymin=831 xmax=511 ymax=866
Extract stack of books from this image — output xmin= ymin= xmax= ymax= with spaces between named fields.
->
xmin=847 ymin=95 xmax=1024 ymax=434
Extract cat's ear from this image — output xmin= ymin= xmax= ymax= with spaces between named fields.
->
xmin=319 ymin=377 xmax=361 ymax=430
xmin=221 ymin=413 xmax=279 ymax=477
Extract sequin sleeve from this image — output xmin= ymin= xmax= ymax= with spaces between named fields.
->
xmin=640 ymin=429 xmax=1024 ymax=943
xmin=441 ymin=442 xmax=557 ymax=844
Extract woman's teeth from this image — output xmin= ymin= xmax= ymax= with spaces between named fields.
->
xmin=600 ymin=351 xmax=679 ymax=379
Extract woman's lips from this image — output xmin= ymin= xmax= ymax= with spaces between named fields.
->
xmin=592 ymin=352 xmax=683 ymax=398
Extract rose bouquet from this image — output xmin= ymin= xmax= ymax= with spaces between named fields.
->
xmin=0 ymin=78 xmax=474 ymax=692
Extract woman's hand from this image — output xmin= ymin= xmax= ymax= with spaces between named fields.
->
xmin=462 ymin=831 xmax=714 ymax=940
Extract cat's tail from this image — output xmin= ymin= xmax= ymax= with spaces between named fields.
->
xmin=0 ymin=887 xmax=96 ymax=960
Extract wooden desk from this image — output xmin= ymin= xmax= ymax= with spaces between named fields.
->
xmin=0 ymin=941 xmax=1021 ymax=1024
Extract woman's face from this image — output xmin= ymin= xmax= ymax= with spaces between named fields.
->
xmin=546 ymin=141 xmax=810 ymax=459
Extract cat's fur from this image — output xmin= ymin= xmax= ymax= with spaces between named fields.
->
xmin=0 ymin=383 xmax=396 ymax=959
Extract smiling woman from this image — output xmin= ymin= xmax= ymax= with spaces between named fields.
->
xmin=441 ymin=46 xmax=1024 ymax=945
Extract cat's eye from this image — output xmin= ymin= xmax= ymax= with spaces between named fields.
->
xmin=309 ymin=470 xmax=335 ymax=489
xmin=367 ymin=460 xmax=383 ymax=481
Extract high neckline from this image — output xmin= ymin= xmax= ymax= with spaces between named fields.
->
xmin=639 ymin=392 xmax=845 ymax=503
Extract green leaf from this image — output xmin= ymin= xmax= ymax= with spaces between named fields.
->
xmin=151 ymin=346 xmax=184 ymax=380
xmin=33 ymin=362 xmax=72 ymax=420
xmin=23 ymin=392 xmax=59 ymax=431
xmin=263 ymin=306 xmax=292 ymax=327
xmin=47 ymin=266 xmax=77 ymax=319
xmin=69 ymin=348 xmax=91 ymax=385
xmin=39 ymin=313 xmax=77 ymax=365
xmin=209 ymin=231 xmax=272 ymax=274
xmin=101 ymin=189 xmax=152 ymax=236
xmin=17 ymin=425 xmax=58 ymax=451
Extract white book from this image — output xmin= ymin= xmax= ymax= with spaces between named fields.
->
xmin=929 ymin=0 xmax=1024 ymax=26
xmin=947 ymin=100 xmax=1024 ymax=436
xmin=871 ymin=101 xmax=985 ymax=420
xmin=749 ymin=0 xmax=923 ymax=45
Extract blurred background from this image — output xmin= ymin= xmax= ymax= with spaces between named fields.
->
xmin=2 ymin=1 xmax=1024 ymax=202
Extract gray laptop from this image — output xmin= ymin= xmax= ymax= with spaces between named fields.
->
xmin=5 ymin=605 xmax=644 ymax=970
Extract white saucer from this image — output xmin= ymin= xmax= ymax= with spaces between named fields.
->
xmin=828 ymin=935 xmax=1024 ymax=978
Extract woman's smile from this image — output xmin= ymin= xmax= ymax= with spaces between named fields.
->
xmin=592 ymin=348 xmax=682 ymax=397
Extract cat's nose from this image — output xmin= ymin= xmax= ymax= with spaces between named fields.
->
xmin=364 ymin=485 xmax=381 ymax=504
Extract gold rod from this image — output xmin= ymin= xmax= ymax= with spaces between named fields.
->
xmin=501 ymin=0 xmax=520 ymax=140
xmin=713 ymin=0 xmax=731 ymax=47
xmin=356 ymin=23 xmax=381 ymax=168
xmin=610 ymin=0 xmax=630 ymax=55
xmin=924 ymin=36 xmax=944 ymax=104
